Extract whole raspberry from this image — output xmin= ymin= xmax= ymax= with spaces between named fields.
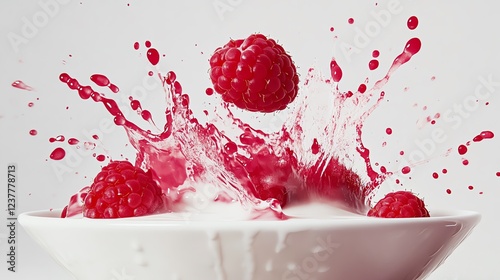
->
xmin=367 ymin=191 xmax=430 ymax=218
xmin=83 ymin=161 xmax=166 ymax=218
xmin=209 ymin=34 xmax=299 ymax=113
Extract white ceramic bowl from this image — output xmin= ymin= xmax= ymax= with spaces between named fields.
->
xmin=19 ymin=209 xmax=480 ymax=280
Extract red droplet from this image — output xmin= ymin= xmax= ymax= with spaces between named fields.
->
xmin=405 ymin=38 xmax=421 ymax=55
xmin=473 ymin=130 xmax=494 ymax=142
xmin=496 ymin=172 xmax=500 ymax=177
xmin=330 ymin=59 xmax=342 ymax=82
xmin=133 ymin=42 xmax=140 ymax=50
xmin=49 ymin=135 xmax=65 ymax=142
xmin=442 ymin=168 xmax=448 ymax=174
xmin=50 ymin=147 xmax=66 ymax=160
xmin=358 ymin=84 xmax=367 ymax=93
xmin=468 ymin=185 xmax=474 ymax=190
xmin=401 ymin=166 xmax=411 ymax=174
xmin=372 ymin=50 xmax=380 ymax=58
xmin=109 ymin=84 xmax=119 ymax=93
xmin=92 ymin=134 xmax=99 ymax=140
xmin=446 ymin=189 xmax=452 ymax=194
xmin=311 ymin=138 xmax=320 ymax=154
xmin=368 ymin=59 xmax=379 ymax=70
xmin=380 ymin=166 xmax=387 ymax=173
xmin=141 ymin=110 xmax=152 ymax=121
xmin=96 ymin=154 xmax=106 ymax=162
xmin=458 ymin=144 xmax=467 ymax=155
xmin=29 ymin=129 xmax=37 ymax=136
xmin=462 ymin=159 xmax=469 ymax=165
xmin=68 ymin=138 xmax=79 ymax=145
xmin=407 ymin=16 xmax=419 ymax=30
xmin=90 ymin=74 xmax=110 ymax=87
xmin=28 ymin=102 xmax=34 ymax=107
xmin=432 ymin=172 xmax=438 ymax=179
xmin=205 ymin=88 xmax=214 ymax=96
xmin=348 ymin=18 xmax=354 ymax=24
xmin=223 ymin=141 xmax=237 ymax=154
xmin=130 ymin=100 xmax=141 ymax=110
xmin=12 ymin=80 xmax=34 ymax=91
xmin=329 ymin=27 xmax=334 ymax=32
xmin=145 ymin=41 xmax=152 ymax=48
xmin=148 ymin=71 xmax=154 ymax=76
xmin=147 ymin=48 xmax=160 ymax=65
xmin=399 ymin=150 xmax=404 ymax=155
xmin=385 ymin=128 xmax=392 ymax=135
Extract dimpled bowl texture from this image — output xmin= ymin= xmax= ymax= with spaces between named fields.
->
xmin=19 ymin=209 xmax=480 ymax=280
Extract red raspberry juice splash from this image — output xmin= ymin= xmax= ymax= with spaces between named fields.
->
xmin=59 ymin=36 xmax=421 ymax=219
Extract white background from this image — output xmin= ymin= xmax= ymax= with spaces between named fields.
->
xmin=1 ymin=0 xmax=499 ymax=279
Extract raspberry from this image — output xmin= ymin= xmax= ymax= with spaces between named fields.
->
xmin=367 ymin=191 xmax=430 ymax=218
xmin=209 ymin=34 xmax=299 ymax=113
xmin=82 ymin=161 xmax=166 ymax=218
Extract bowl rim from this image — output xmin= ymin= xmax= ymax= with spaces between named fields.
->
xmin=18 ymin=208 xmax=482 ymax=230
